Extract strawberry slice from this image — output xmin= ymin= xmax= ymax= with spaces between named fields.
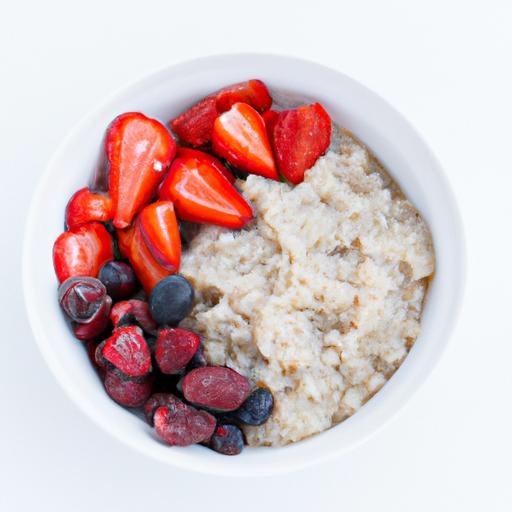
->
xmin=262 ymin=110 xmax=279 ymax=135
xmin=138 ymin=200 xmax=181 ymax=272
xmin=65 ymin=187 xmax=113 ymax=229
xmin=158 ymin=155 xmax=253 ymax=229
xmin=53 ymin=222 xmax=114 ymax=283
xmin=98 ymin=325 xmax=151 ymax=377
xmin=107 ymin=112 xmax=176 ymax=229
xmin=176 ymin=147 xmax=236 ymax=184
xmin=269 ymin=102 xmax=332 ymax=184
xmin=212 ymin=102 xmax=278 ymax=180
xmin=170 ymin=80 xmax=272 ymax=147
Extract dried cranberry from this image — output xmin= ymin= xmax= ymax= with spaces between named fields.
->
xmin=72 ymin=295 xmax=112 ymax=341
xmin=228 ymin=387 xmax=273 ymax=426
xmin=153 ymin=403 xmax=216 ymax=446
xmin=209 ymin=424 xmax=244 ymax=455
xmin=58 ymin=276 xmax=106 ymax=323
xmin=182 ymin=366 xmax=251 ymax=412
xmin=110 ymin=299 xmax=157 ymax=335
xmin=97 ymin=325 xmax=151 ymax=377
xmin=155 ymin=328 xmax=200 ymax=374
xmin=99 ymin=260 xmax=137 ymax=300
xmin=104 ymin=369 xmax=153 ymax=407
xmin=143 ymin=392 xmax=181 ymax=426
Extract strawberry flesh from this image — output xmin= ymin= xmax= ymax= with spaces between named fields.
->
xmin=107 ymin=112 xmax=176 ymax=229
xmin=158 ymin=156 xmax=253 ymax=229
xmin=65 ymin=187 xmax=113 ymax=229
xmin=215 ymin=79 xmax=272 ymax=113
xmin=155 ymin=328 xmax=200 ymax=374
xmin=212 ymin=102 xmax=278 ymax=180
xmin=176 ymin=147 xmax=235 ymax=184
xmin=269 ymin=102 xmax=332 ymax=184
xmin=53 ymin=222 xmax=114 ymax=283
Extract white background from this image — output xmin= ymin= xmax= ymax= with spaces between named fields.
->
xmin=1 ymin=0 xmax=511 ymax=510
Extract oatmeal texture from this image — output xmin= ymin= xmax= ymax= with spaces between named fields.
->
xmin=180 ymin=131 xmax=435 ymax=446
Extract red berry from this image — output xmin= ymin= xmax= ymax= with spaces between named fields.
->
xmin=182 ymin=366 xmax=251 ymax=412
xmin=155 ymin=328 xmax=200 ymax=375
xmin=98 ymin=326 xmax=151 ymax=377
xmin=110 ymin=299 xmax=157 ymax=335
xmin=65 ymin=187 xmax=113 ymax=229
xmin=143 ymin=392 xmax=181 ymax=426
xmin=72 ymin=295 xmax=112 ymax=341
xmin=104 ymin=369 xmax=153 ymax=407
xmin=153 ymin=403 xmax=216 ymax=446
xmin=58 ymin=276 xmax=107 ymax=323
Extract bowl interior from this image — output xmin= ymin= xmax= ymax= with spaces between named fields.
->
xmin=23 ymin=54 xmax=465 ymax=476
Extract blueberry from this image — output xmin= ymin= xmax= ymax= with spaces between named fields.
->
xmin=149 ymin=275 xmax=194 ymax=326
xmin=229 ymin=388 xmax=273 ymax=426
xmin=99 ymin=260 xmax=137 ymax=300
xmin=209 ymin=425 xmax=244 ymax=456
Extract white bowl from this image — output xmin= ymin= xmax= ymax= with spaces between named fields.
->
xmin=23 ymin=54 xmax=465 ymax=477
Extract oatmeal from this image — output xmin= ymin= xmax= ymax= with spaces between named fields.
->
xmin=180 ymin=130 xmax=435 ymax=446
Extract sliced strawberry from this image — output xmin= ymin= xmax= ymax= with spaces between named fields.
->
xmin=212 ymin=102 xmax=278 ymax=180
xmin=170 ymin=80 xmax=272 ymax=147
xmin=98 ymin=325 xmax=151 ymax=377
xmin=53 ymin=222 xmax=114 ymax=283
xmin=176 ymin=147 xmax=236 ymax=184
xmin=138 ymin=201 xmax=181 ymax=272
xmin=158 ymin=156 xmax=253 ymax=229
xmin=128 ymin=221 xmax=172 ymax=294
xmin=107 ymin=112 xmax=176 ymax=229
xmin=262 ymin=110 xmax=279 ymax=134
xmin=116 ymin=225 xmax=135 ymax=260
xmin=65 ymin=187 xmax=113 ymax=229
xmin=215 ymin=79 xmax=272 ymax=113
xmin=269 ymin=102 xmax=332 ymax=184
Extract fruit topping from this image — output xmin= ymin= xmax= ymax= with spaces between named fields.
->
xmin=110 ymin=299 xmax=157 ymax=335
xmin=104 ymin=369 xmax=153 ymax=407
xmin=148 ymin=275 xmax=194 ymax=326
xmin=155 ymin=328 xmax=200 ymax=375
xmin=186 ymin=345 xmax=207 ymax=370
xmin=138 ymin=201 xmax=181 ymax=272
xmin=65 ymin=187 xmax=113 ymax=229
xmin=268 ymin=102 xmax=331 ymax=184
xmin=72 ymin=295 xmax=112 ymax=341
xmin=143 ymin=392 xmax=182 ymax=426
xmin=153 ymin=403 xmax=216 ymax=446
xmin=228 ymin=387 xmax=273 ymax=426
xmin=158 ymin=155 xmax=253 ymax=229
xmin=182 ymin=366 xmax=251 ymax=412
xmin=58 ymin=276 xmax=107 ymax=323
xmin=212 ymin=102 xmax=278 ymax=180
xmin=98 ymin=260 xmax=137 ymax=300
xmin=97 ymin=325 xmax=151 ymax=377
xmin=176 ymin=147 xmax=236 ymax=184
xmin=170 ymin=80 xmax=272 ymax=147
xmin=53 ymin=222 xmax=114 ymax=283
xmin=209 ymin=424 xmax=244 ymax=455
xmin=262 ymin=109 xmax=278 ymax=133
xmin=106 ymin=112 xmax=176 ymax=229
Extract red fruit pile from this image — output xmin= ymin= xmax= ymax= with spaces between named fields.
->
xmin=52 ymin=78 xmax=334 ymax=454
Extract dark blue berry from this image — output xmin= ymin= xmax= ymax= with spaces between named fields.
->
xmin=99 ymin=260 xmax=137 ymax=300
xmin=230 ymin=388 xmax=273 ymax=426
xmin=209 ymin=424 xmax=244 ymax=455
xmin=186 ymin=344 xmax=207 ymax=370
xmin=149 ymin=275 xmax=194 ymax=326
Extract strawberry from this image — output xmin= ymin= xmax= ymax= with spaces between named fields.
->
xmin=169 ymin=80 xmax=272 ymax=147
xmin=268 ymin=102 xmax=332 ymax=184
xmin=158 ymin=155 xmax=253 ymax=229
xmin=65 ymin=187 xmax=113 ymax=229
xmin=106 ymin=112 xmax=176 ymax=229
xmin=176 ymin=147 xmax=235 ymax=184
xmin=138 ymin=201 xmax=181 ymax=272
xmin=262 ymin=109 xmax=279 ymax=134
xmin=212 ymin=103 xmax=278 ymax=180
xmin=53 ymin=222 xmax=114 ymax=283
xmin=116 ymin=225 xmax=135 ymax=260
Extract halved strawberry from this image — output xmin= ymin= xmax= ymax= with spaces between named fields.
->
xmin=269 ymin=102 xmax=332 ymax=184
xmin=116 ymin=225 xmax=135 ymax=260
xmin=138 ymin=201 xmax=181 ymax=272
xmin=158 ymin=156 xmax=253 ymax=229
xmin=170 ymin=80 xmax=272 ymax=147
xmin=262 ymin=110 xmax=279 ymax=135
xmin=212 ymin=102 xmax=278 ymax=180
xmin=176 ymin=147 xmax=236 ymax=184
xmin=65 ymin=187 xmax=113 ymax=229
xmin=98 ymin=325 xmax=151 ymax=377
xmin=53 ymin=222 xmax=114 ymax=283
xmin=107 ymin=112 xmax=176 ymax=229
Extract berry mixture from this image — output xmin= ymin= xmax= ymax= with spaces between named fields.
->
xmin=53 ymin=79 xmax=333 ymax=454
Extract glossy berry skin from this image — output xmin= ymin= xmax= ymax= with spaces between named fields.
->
xmin=72 ymin=295 xmax=112 ymax=341
xmin=104 ymin=369 xmax=153 ymax=407
xmin=182 ymin=366 xmax=251 ymax=412
xmin=53 ymin=222 xmax=114 ymax=283
xmin=228 ymin=387 xmax=273 ymax=426
xmin=58 ymin=276 xmax=107 ymax=323
xmin=209 ymin=424 xmax=244 ymax=456
xmin=176 ymin=148 xmax=236 ymax=184
xmin=65 ymin=187 xmax=113 ymax=229
xmin=99 ymin=260 xmax=137 ymax=300
xmin=149 ymin=275 xmax=194 ymax=326
xmin=155 ymin=328 xmax=200 ymax=374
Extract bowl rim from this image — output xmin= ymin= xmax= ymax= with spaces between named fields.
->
xmin=22 ymin=53 xmax=466 ymax=477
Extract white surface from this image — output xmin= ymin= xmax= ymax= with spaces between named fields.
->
xmin=1 ymin=0 xmax=511 ymax=509
xmin=23 ymin=54 xmax=465 ymax=477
